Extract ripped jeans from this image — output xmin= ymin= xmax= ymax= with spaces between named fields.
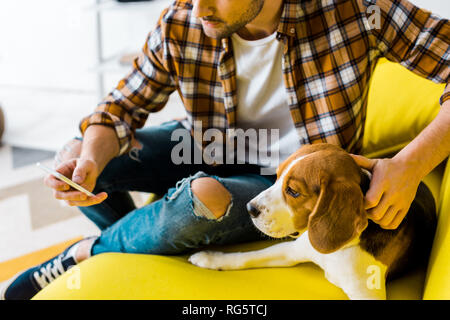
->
xmin=79 ymin=120 xmax=276 ymax=256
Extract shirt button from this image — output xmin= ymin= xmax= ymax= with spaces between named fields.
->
xmin=290 ymin=28 xmax=295 ymax=34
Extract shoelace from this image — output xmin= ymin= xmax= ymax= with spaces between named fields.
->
xmin=32 ymin=255 xmax=66 ymax=289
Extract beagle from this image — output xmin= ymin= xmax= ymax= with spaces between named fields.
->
xmin=189 ymin=144 xmax=437 ymax=300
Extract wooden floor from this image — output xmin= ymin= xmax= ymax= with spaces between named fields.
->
xmin=0 ymin=237 xmax=82 ymax=282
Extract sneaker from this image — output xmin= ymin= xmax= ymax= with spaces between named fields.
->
xmin=0 ymin=240 xmax=83 ymax=300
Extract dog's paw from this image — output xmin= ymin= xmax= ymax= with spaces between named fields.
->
xmin=188 ymin=251 xmax=227 ymax=270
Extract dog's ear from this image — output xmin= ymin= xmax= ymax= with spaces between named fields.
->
xmin=307 ymin=175 xmax=368 ymax=254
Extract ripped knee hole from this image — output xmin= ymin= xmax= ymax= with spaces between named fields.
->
xmin=191 ymin=177 xmax=232 ymax=219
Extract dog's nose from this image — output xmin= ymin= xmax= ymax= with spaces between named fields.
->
xmin=246 ymin=202 xmax=261 ymax=218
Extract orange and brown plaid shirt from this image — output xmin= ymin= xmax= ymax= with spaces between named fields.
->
xmin=80 ymin=0 xmax=450 ymax=156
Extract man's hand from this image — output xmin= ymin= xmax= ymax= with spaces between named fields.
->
xmin=44 ymin=158 xmax=108 ymax=207
xmin=45 ymin=125 xmax=119 ymax=207
xmin=349 ymin=154 xmax=421 ymax=230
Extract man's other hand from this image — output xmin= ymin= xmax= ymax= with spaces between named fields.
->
xmin=349 ymin=154 xmax=421 ymax=230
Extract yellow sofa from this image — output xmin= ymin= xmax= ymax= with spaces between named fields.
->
xmin=33 ymin=59 xmax=449 ymax=300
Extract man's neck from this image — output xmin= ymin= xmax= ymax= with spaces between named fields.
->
xmin=237 ymin=0 xmax=284 ymax=40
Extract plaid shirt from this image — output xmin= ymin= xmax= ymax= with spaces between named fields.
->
xmin=80 ymin=0 xmax=450 ymax=156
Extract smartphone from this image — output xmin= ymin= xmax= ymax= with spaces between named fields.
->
xmin=36 ymin=162 xmax=95 ymax=197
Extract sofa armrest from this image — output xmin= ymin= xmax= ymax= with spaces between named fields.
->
xmin=423 ymin=158 xmax=450 ymax=299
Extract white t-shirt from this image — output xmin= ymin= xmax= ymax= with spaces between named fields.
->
xmin=231 ymin=32 xmax=301 ymax=174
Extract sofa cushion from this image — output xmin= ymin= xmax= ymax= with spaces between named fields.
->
xmin=32 ymin=240 xmax=427 ymax=300
xmin=361 ymin=59 xmax=445 ymax=158
xmin=423 ymin=161 xmax=450 ymax=299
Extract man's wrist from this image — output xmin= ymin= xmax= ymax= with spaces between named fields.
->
xmin=82 ymin=125 xmax=119 ymax=158
xmin=79 ymin=148 xmax=111 ymax=175
xmin=391 ymin=154 xmax=427 ymax=183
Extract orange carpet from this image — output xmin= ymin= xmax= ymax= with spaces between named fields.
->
xmin=0 ymin=237 xmax=82 ymax=282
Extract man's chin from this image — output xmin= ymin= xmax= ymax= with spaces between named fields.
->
xmin=201 ymin=22 xmax=234 ymax=39
xmin=202 ymin=27 xmax=225 ymax=39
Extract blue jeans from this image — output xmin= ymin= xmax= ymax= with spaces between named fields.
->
xmin=79 ymin=120 xmax=276 ymax=255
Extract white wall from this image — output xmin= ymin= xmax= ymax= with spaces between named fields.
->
xmin=0 ymin=0 xmax=174 ymax=150
xmin=410 ymin=0 xmax=450 ymax=19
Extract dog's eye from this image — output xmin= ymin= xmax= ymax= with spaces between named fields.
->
xmin=286 ymin=186 xmax=300 ymax=198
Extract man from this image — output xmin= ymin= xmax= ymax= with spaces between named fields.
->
xmin=2 ymin=0 xmax=449 ymax=300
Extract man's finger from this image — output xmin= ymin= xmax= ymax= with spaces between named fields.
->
xmin=53 ymin=190 xmax=88 ymax=201
xmin=366 ymin=193 xmax=389 ymax=220
xmin=44 ymin=174 xmax=70 ymax=191
xmin=349 ymin=154 xmax=377 ymax=171
xmin=66 ymin=192 xmax=108 ymax=207
xmin=72 ymin=164 xmax=87 ymax=184
xmin=54 ymin=160 xmax=76 ymax=177
xmin=377 ymin=205 xmax=398 ymax=228
xmin=364 ymin=180 xmax=384 ymax=210
xmin=385 ymin=210 xmax=407 ymax=230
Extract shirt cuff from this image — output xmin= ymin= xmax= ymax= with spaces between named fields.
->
xmin=440 ymin=84 xmax=450 ymax=106
xmin=79 ymin=111 xmax=132 ymax=156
